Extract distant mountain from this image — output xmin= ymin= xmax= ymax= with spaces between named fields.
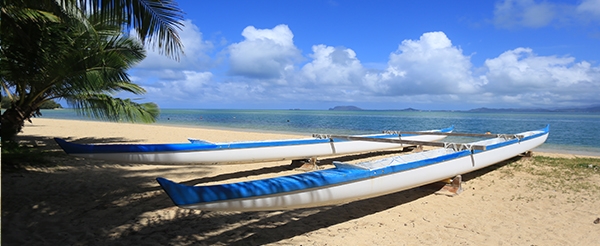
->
xmin=399 ymin=107 xmax=420 ymax=112
xmin=468 ymin=106 xmax=600 ymax=113
xmin=324 ymin=105 xmax=600 ymax=113
xmin=468 ymin=107 xmax=552 ymax=113
xmin=556 ymin=105 xmax=600 ymax=112
xmin=329 ymin=106 xmax=363 ymax=111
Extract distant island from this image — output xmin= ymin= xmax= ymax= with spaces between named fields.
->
xmin=327 ymin=105 xmax=600 ymax=113
xmin=328 ymin=106 xmax=439 ymax=112
xmin=329 ymin=106 xmax=363 ymax=111
xmin=467 ymin=106 xmax=600 ymax=113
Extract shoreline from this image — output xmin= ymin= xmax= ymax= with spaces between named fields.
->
xmin=29 ymin=117 xmax=600 ymax=157
xmin=3 ymin=118 xmax=600 ymax=245
xmin=536 ymin=148 xmax=600 ymax=158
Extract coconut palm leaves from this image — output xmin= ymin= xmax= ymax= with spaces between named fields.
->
xmin=1 ymin=0 xmax=182 ymax=139
xmin=2 ymin=0 xmax=184 ymax=58
xmin=57 ymin=0 xmax=184 ymax=59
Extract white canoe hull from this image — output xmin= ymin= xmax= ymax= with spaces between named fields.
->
xmin=157 ymin=126 xmax=549 ymax=211
xmin=56 ymin=127 xmax=453 ymax=164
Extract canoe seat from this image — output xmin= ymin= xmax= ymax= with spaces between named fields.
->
xmin=336 ymin=148 xmax=456 ymax=170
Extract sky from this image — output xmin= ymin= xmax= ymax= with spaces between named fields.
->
xmin=126 ymin=0 xmax=600 ymax=110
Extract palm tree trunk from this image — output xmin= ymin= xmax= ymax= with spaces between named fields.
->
xmin=1 ymin=106 xmax=33 ymax=140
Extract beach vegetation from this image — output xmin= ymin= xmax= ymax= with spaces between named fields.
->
xmin=506 ymin=155 xmax=600 ymax=195
xmin=0 ymin=0 xmax=184 ymax=140
xmin=1 ymin=140 xmax=63 ymax=171
xmin=531 ymin=156 xmax=600 ymax=194
xmin=2 ymin=96 xmax=62 ymax=109
xmin=39 ymin=100 xmax=63 ymax=109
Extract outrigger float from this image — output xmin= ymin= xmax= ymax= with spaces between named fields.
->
xmin=54 ymin=126 xmax=453 ymax=164
xmin=157 ymin=125 xmax=549 ymax=211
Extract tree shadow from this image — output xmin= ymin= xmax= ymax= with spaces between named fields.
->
xmin=187 ymin=185 xmax=442 ymax=245
xmin=2 ymin=134 xmax=525 ymax=245
xmin=10 ymin=135 xmax=146 ymax=153
xmin=54 ymin=136 xmax=149 ymax=144
xmin=2 ymin=135 xmax=215 ymax=244
xmin=141 ymin=154 xmax=520 ymax=245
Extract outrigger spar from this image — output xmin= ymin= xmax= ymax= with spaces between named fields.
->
xmin=157 ymin=125 xmax=549 ymax=211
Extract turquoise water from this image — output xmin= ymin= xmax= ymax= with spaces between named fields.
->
xmin=38 ymin=109 xmax=600 ymax=155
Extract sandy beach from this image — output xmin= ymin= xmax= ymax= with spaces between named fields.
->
xmin=2 ymin=118 xmax=600 ymax=245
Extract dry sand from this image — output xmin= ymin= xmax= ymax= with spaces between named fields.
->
xmin=2 ymin=118 xmax=599 ymax=245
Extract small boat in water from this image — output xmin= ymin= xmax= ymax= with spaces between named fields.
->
xmin=54 ymin=126 xmax=453 ymax=164
xmin=156 ymin=125 xmax=549 ymax=211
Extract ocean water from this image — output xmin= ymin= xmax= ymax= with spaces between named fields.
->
xmin=38 ymin=109 xmax=600 ymax=155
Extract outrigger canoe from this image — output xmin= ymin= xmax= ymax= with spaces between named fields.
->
xmin=156 ymin=125 xmax=549 ymax=211
xmin=54 ymin=126 xmax=453 ymax=164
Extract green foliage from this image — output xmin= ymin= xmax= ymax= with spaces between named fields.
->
xmin=1 ymin=0 xmax=184 ymax=59
xmin=0 ymin=0 xmax=183 ymax=139
xmin=66 ymin=0 xmax=184 ymax=59
xmin=0 ymin=140 xmax=59 ymax=171
xmin=39 ymin=100 xmax=63 ymax=109
xmin=1 ymin=96 xmax=10 ymax=109
xmin=532 ymin=156 xmax=600 ymax=175
xmin=506 ymin=155 xmax=600 ymax=195
xmin=2 ymin=97 xmax=62 ymax=109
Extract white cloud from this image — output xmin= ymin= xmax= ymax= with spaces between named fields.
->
xmin=365 ymin=32 xmax=479 ymax=96
xmin=481 ymin=47 xmax=600 ymax=106
xmin=354 ymin=32 xmax=600 ymax=108
xmin=144 ymin=71 xmax=213 ymax=100
xmin=493 ymin=0 xmax=556 ymax=29
xmin=134 ymin=19 xmax=214 ymax=71
xmin=483 ymin=48 xmax=593 ymax=89
xmin=300 ymin=45 xmax=365 ymax=85
xmin=227 ymin=25 xmax=303 ymax=79
xmin=577 ymin=0 xmax=600 ymax=20
xmin=131 ymin=24 xmax=307 ymax=108
xmin=493 ymin=0 xmax=600 ymax=29
xmin=139 ymin=72 xmax=284 ymax=108
xmin=127 ymin=22 xmax=599 ymax=109
xmin=128 ymin=20 xmax=220 ymax=107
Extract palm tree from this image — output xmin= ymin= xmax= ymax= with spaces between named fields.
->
xmin=1 ymin=0 xmax=179 ymax=139
xmin=67 ymin=0 xmax=184 ymax=59
xmin=1 ymin=0 xmax=183 ymax=140
xmin=3 ymin=0 xmax=184 ymax=58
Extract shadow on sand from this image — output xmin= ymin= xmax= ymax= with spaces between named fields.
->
xmin=2 ymin=134 xmax=521 ymax=245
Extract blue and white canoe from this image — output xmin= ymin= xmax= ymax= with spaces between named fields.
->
xmin=54 ymin=126 xmax=454 ymax=164
xmin=156 ymin=125 xmax=549 ymax=211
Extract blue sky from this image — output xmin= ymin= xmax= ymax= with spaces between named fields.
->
xmin=127 ymin=0 xmax=600 ymax=110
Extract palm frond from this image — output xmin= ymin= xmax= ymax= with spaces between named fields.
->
xmin=2 ymin=0 xmax=168 ymax=138
xmin=66 ymin=93 xmax=158 ymax=123
xmin=1 ymin=4 xmax=60 ymax=23
xmin=74 ymin=0 xmax=184 ymax=60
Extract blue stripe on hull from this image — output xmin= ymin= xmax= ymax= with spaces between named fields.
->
xmin=55 ymin=126 xmax=454 ymax=154
xmin=156 ymin=125 xmax=549 ymax=208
